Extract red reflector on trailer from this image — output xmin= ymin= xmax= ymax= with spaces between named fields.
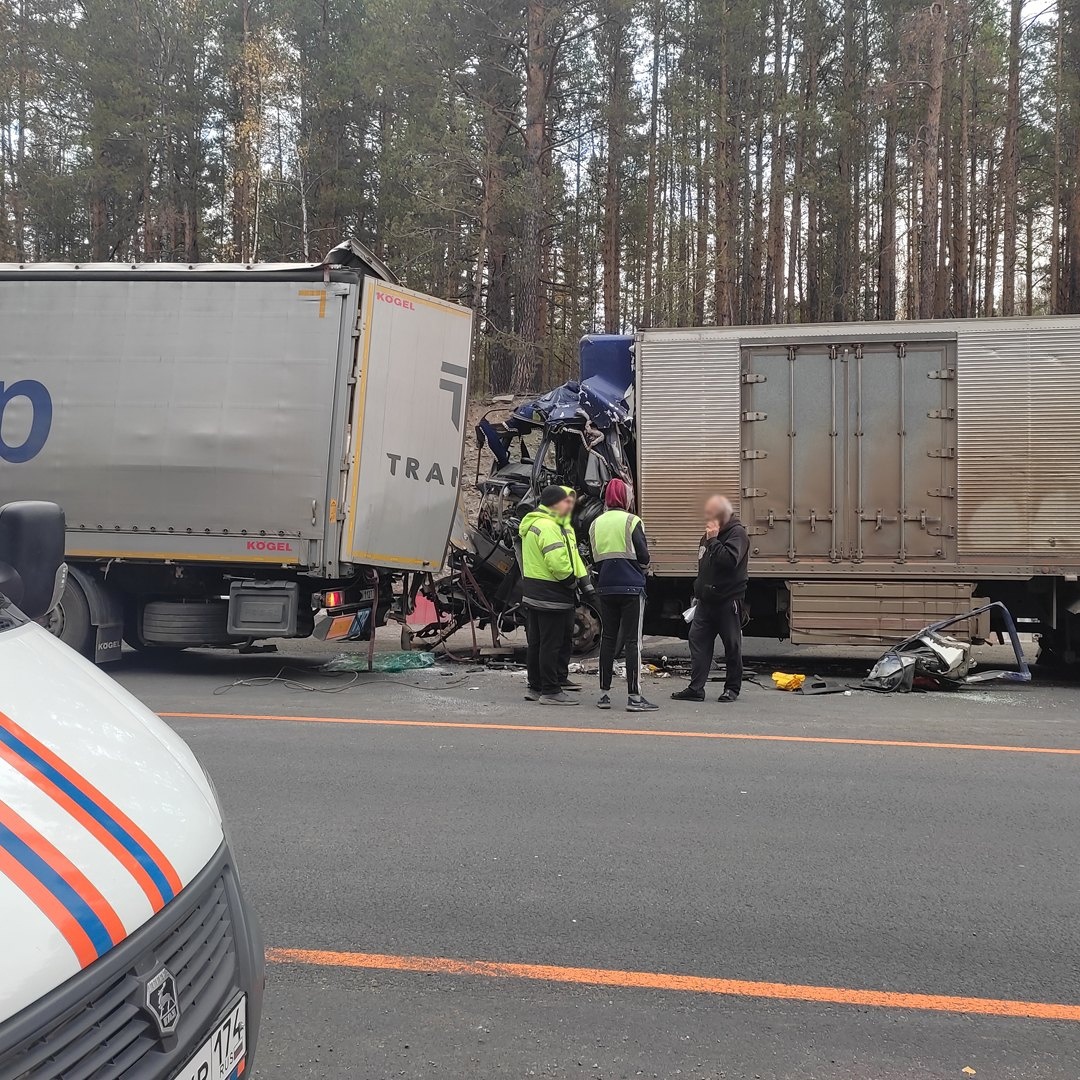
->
xmin=325 ymin=590 xmax=345 ymax=609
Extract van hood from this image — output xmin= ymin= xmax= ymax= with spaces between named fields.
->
xmin=0 ymin=622 xmax=223 ymax=1022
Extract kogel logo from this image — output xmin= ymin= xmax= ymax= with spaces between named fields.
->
xmin=376 ymin=291 xmax=415 ymax=311
xmin=0 ymin=380 xmax=52 ymax=463
xmin=247 ymin=540 xmax=294 ymax=552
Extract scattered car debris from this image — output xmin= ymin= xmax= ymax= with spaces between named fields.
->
xmin=323 ymin=651 xmax=436 ymax=674
xmin=860 ymin=602 xmax=1031 ymax=693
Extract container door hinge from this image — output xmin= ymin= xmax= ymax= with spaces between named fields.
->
xmin=927 ymin=447 xmax=956 ymax=459
xmin=742 ymin=372 xmax=767 ymax=384
xmin=742 ymin=411 xmax=768 ymax=422
xmin=928 ymin=368 xmax=956 ymax=380
xmin=743 ymin=487 xmax=768 ymax=498
xmin=928 ymin=487 xmax=956 ymax=498
xmin=742 ymin=449 xmax=768 ymax=459
xmin=927 ymin=407 xmax=955 ymax=419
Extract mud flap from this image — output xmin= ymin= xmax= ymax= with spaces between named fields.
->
xmin=94 ymin=622 xmax=124 ymax=663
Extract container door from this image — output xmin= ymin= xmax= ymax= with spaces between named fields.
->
xmin=851 ymin=341 xmax=956 ymax=563
xmin=741 ymin=340 xmax=956 ymax=566
xmin=340 ymin=280 xmax=474 ymax=571
xmin=741 ymin=344 xmax=841 ymax=563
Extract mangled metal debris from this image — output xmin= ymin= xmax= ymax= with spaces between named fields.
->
xmin=416 ymin=337 xmax=637 ymax=659
xmin=860 ymin=602 xmax=1031 ymax=693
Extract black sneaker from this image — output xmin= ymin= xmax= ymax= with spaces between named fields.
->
xmin=671 ymin=687 xmax=705 ymax=701
xmin=539 ymin=692 xmax=580 ymax=706
xmin=561 ymin=679 xmax=583 ymax=691
xmin=717 ymin=690 xmax=739 ymax=703
xmin=627 ymin=696 xmax=659 ymax=712
xmin=524 ymin=687 xmax=541 ymax=701
xmin=596 ymin=693 xmax=612 ymax=710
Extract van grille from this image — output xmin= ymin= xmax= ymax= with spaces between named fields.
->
xmin=0 ymin=872 xmax=238 ymax=1080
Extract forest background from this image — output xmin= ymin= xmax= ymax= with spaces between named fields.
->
xmin=0 ymin=0 xmax=1075 ymax=392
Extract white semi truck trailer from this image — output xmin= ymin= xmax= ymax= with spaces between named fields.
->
xmin=0 ymin=244 xmax=473 ymax=661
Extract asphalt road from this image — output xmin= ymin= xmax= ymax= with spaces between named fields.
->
xmin=112 ymin=635 xmax=1080 ymax=1079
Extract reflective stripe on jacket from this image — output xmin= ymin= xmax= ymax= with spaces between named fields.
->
xmin=519 ymin=506 xmax=587 ymax=609
xmin=590 ymin=510 xmax=643 ymax=561
xmin=589 ymin=508 xmax=650 ymax=595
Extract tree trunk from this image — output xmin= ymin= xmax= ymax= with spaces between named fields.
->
xmin=954 ymin=16 xmax=971 ymax=317
xmin=713 ymin=5 xmax=734 ymax=325
xmin=879 ymin=92 xmax=897 ymax=319
xmin=936 ymin=122 xmax=951 ymax=317
xmin=831 ymin=0 xmax=856 ymax=320
xmin=1000 ymin=0 xmax=1021 ymax=315
xmin=1025 ymin=206 xmax=1034 ymax=315
xmin=918 ymin=1 xmax=946 ymax=320
xmin=694 ymin=124 xmax=708 ymax=324
xmin=511 ymin=0 xmax=548 ymax=393
xmin=983 ymin=148 xmax=998 ymax=316
xmin=1051 ymin=0 xmax=1064 ymax=311
xmin=786 ymin=38 xmax=808 ymax=322
xmin=763 ymin=0 xmax=786 ymax=324
xmin=641 ymin=0 xmax=662 ymax=328
xmin=602 ymin=1 xmax=628 ymax=333
xmin=230 ymin=0 xmax=258 ymax=263
xmin=748 ymin=31 xmax=767 ymax=323
xmin=804 ymin=0 xmax=821 ymax=321
xmin=11 ymin=0 xmax=28 ymax=260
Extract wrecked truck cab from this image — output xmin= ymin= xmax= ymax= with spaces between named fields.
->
xmin=430 ymin=358 xmax=637 ymax=656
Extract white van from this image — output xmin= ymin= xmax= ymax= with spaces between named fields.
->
xmin=0 ymin=502 xmax=264 ymax=1078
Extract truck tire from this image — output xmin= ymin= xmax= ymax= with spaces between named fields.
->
xmin=141 ymin=600 xmax=241 ymax=648
xmin=572 ymin=601 xmax=602 ymax=656
xmin=45 ymin=575 xmax=94 ymax=658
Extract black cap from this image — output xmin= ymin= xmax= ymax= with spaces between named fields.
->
xmin=539 ymin=485 xmax=570 ymax=507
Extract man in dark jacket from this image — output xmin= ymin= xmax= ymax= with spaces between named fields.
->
xmin=589 ymin=478 xmax=658 ymax=712
xmin=672 ymin=494 xmax=749 ymax=703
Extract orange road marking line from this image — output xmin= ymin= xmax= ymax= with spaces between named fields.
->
xmin=158 ymin=711 xmax=1080 ymax=756
xmin=266 ymin=947 xmax=1080 ymax=1022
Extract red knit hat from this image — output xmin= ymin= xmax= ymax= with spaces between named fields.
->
xmin=604 ymin=478 xmax=632 ymax=510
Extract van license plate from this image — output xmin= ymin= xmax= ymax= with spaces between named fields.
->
xmin=173 ymin=995 xmax=246 ymax=1080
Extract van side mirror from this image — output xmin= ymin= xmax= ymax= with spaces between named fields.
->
xmin=0 ymin=501 xmax=66 ymax=619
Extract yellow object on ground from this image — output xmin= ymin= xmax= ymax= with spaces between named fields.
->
xmin=771 ymin=671 xmax=806 ymax=691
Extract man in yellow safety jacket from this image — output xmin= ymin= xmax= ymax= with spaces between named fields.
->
xmin=588 ymin=477 xmax=657 ymax=712
xmin=519 ymin=485 xmax=592 ymax=705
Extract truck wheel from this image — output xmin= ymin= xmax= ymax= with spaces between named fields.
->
xmin=572 ymin=602 xmax=602 ymax=656
xmin=141 ymin=600 xmax=240 ymax=648
xmin=45 ymin=575 xmax=94 ymax=658
xmin=1036 ymin=631 xmax=1076 ymax=669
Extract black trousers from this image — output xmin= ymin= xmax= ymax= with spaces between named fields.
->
xmin=525 ymin=606 xmax=575 ymax=695
xmin=598 ymin=593 xmax=644 ymax=696
xmin=688 ymin=596 xmax=743 ymax=696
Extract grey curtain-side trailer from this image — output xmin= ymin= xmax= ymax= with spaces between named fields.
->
xmin=0 ymin=252 xmax=473 ymax=661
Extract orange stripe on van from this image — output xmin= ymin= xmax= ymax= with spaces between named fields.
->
xmin=0 ymin=845 xmax=99 ymax=967
xmin=0 ymin=711 xmax=181 ymax=906
xmin=0 ymin=802 xmax=125 ymax=961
